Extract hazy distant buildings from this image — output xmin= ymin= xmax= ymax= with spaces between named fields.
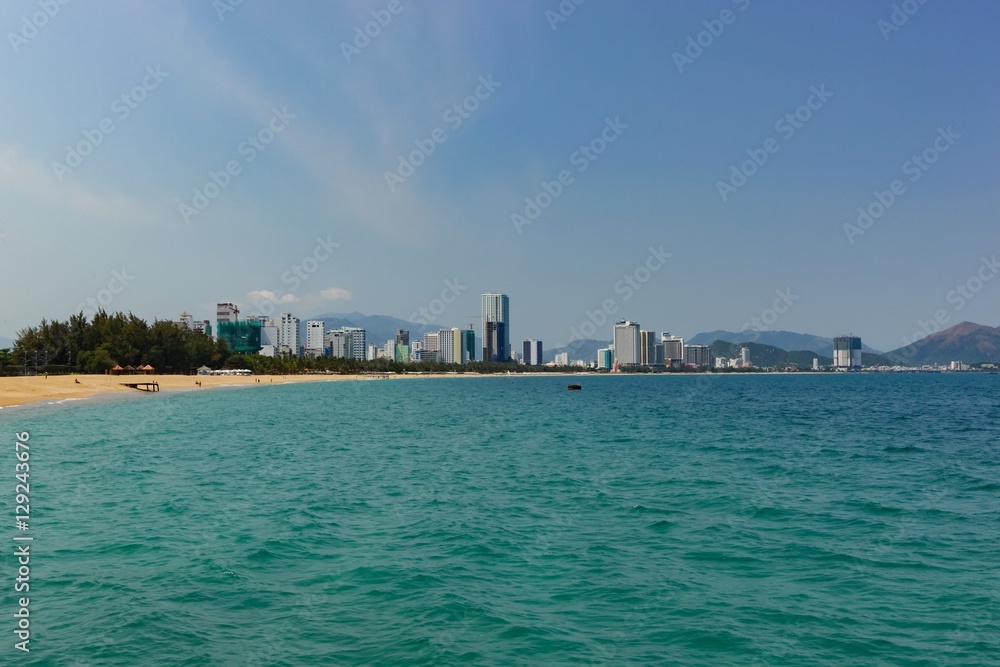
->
xmin=833 ymin=336 xmax=862 ymax=370
xmin=613 ymin=321 xmax=641 ymax=366
xmin=554 ymin=352 xmax=569 ymax=366
xmin=482 ymin=293 xmax=510 ymax=362
xmin=522 ymin=339 xmax=543 ymax=366
xmin=175 ymin=312 xmax=210 ymax=336
xmin=741 ymin=346 xmax=750 ymax=367
xmin=395 ymin=329 xmax=409 ymax=346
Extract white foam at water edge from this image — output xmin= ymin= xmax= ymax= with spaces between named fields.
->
xmin=48 ymin=397 xmax=90 ymax=405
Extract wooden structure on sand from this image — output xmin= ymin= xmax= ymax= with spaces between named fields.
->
xmin=120 ymin=381 xmax=159 ymax=392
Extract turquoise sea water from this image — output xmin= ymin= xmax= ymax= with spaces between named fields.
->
xmin=1 ymin=374 xmax=999 ymax=665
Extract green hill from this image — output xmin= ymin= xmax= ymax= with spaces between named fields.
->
xmin=710 ymin=340 xmax=890 ymax=369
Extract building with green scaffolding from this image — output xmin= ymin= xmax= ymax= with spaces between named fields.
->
xmin=217 ymin=320 xmax=262 ymax=355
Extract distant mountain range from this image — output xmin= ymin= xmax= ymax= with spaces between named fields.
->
xmin=710 ymin=340 xmax=891 ymax=369
xmin=0 ymin=335 xmax=12 ymax=349
xmin=884 ymin=321 xmax=1000 ymax=365
xmin=687 ymin=330 xmax=882 ymax=356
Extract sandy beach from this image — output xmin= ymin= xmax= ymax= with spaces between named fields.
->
xmin=0 ymin=373 xmax=389 ymax=409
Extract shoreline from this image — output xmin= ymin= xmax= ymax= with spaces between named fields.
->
xmin=0 ymin=373 xmax=401 ymax=410
xmin=0 ymin=371 xmax=589 ymax=410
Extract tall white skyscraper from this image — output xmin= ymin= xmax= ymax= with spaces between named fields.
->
xmin=305 ymin=321 xmax=325 ymax=353
xmin=613 ymin=321 xmax=641 ymax=365
xmin=438 ymin=329 xmax=454 ymax=364
xmin=343 ymin=327 xmax=366 ymax=360
xmin=278 ymin=313 xmax=301 ymax=357
xmin=482 ymin=293 xmax=510 ymax=362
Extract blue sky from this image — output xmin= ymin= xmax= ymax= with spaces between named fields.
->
xmin=0 ymin=0 xmax=997 ymax=352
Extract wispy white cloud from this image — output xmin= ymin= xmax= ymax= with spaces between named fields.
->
xmin=320 ymin=287 xmax=352 ymax=301
xmin=0 ymin=147 xmax=161 ymax=225
xmin=248 ymin=289 xmax=298 ymax=304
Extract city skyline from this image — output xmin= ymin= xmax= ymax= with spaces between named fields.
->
xmin=1 ymin=3 xmax=998 ymax=352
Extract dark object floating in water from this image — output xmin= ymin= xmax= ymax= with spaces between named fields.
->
xmin=567 ymin=384 xmax=582 ymax=390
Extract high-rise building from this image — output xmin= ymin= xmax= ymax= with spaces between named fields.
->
xmin=652 ymin=342 xmax=665 ymax=366
xmin=396 ymin=329 xmax=409 ymax=346
xmin=423 ymin=331 xmax=440 ymax=353
xmin=246 ymin=315 xmax=278 ymax=356
xmin=613 ymin=321 xmax=641 ymax=366
xmin=305 ymin=321 xmax=325 ymax=353
xmin=483 ymin=321 xmax=508 ymax=363
xmin=597 ymin=347 xmax=614 ymax=369
xmin=684 ymin=344 xmax=712 ymax=367
xmin=833 ymin=336 xmax=862 ymax=370
xmin=326 ymin=329 xmax=347 ymax=358
xmin=278 ymin=313 xmax=301 ymax=357
xmin=482 ymin=293 xmax=510 ymax=362
xmin=394 ymin=344 xmax=409 ymax=363
xmin=661 ymin=333 xmax=684 ymax=364
xmin=522 ymin=339 xmax=543 ymax=366
xmin=216 ymin=302 xmax=238 ymax=325
xmin=216 ymin=320 xmax=262 ymax=355
xmin=554 ymin=352 xmax=569 ymax=366
xmin=439 ymin=328 xmax=459 ymax=364
xmin=462 ymin=329 xmax=476 ymax=363
xmin=343 ymin=327 xmax=366 ymax=361
xmin=741 ymin=346 xmax=751 ymax=367
xmin=639 ymin=330 xmax=656 ymax=366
